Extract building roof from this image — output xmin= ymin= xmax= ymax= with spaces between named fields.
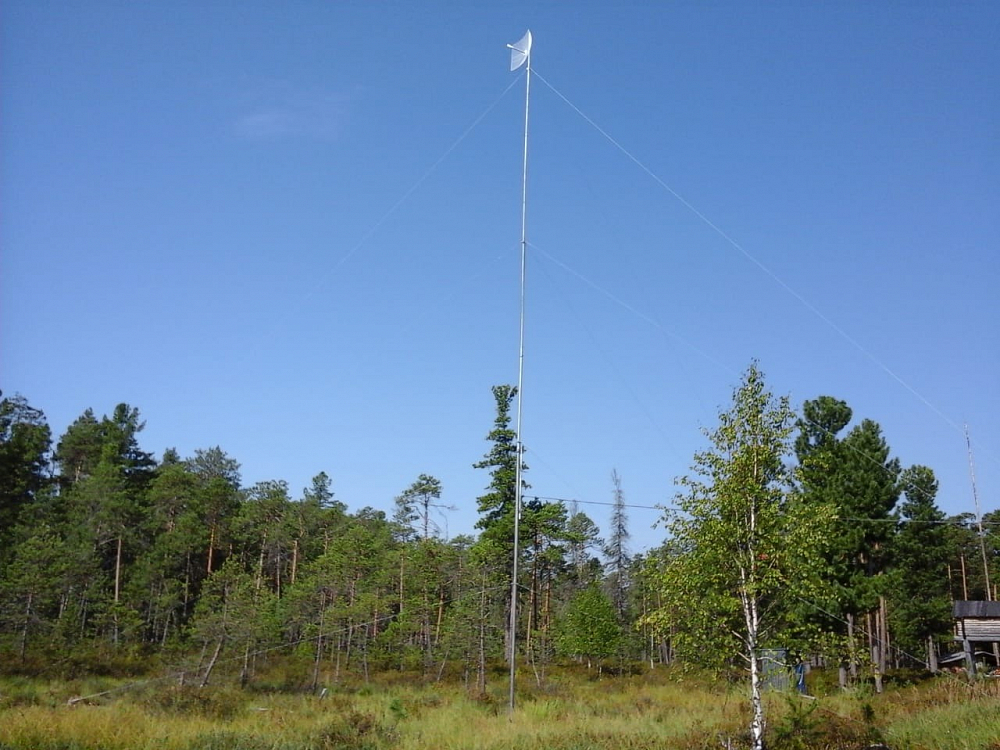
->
xmin=954 ymin=601 xmax=1000 ymax=619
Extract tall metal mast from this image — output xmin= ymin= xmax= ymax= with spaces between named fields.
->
xmin=966 ymin=424 xmax=992 ymax=600
xmin=506 ymin=29 xmax=532 ymax=717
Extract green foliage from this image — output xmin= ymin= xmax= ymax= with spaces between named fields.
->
xmin=555 ymin=584 xmax=621 ymax=667
xmin=889 ymin=465 xmax=952 ymax=662
xmin=833 ymin=419 xmax=901 ymax=611
xmin=564 ymin=510 xmax=601 ymax=588
xmin=0 ymin=380 xmax=972 ymax=738
xmin=9 ymin=669 xmax=998 ymax=750
xmin=768 ymin=696 xmax=822 ymax=750
xmin=795 ymin=395 xmax=903 ymax=685
xmin=603 ymin=469 xmax=630 ymax=624
xmin=0 ymin=525 xmax=71 ymax=656
xmin=0 ymin=393 xmax=52 ymax=553
xmin=393 ymin=474 xmax=443 ymax=542
xmin=651 ymin=365 xmax=832 ymax=670
xmin=768 ymin=694 xmax=886 ymax=750
xmin=474 ymin=384 xmax=527 ymax=551
xmin=649 ymin=364 xmax=835 ymax=750
xmin=186 ymin=446 xmax=241 ymax=490
xmin=142 ymin=684 xmax=246 ymax=720
xmin=54 ymin=408 xmax=102 ymax=487
xmin=944 ymin=513 xmax=990 ymax=600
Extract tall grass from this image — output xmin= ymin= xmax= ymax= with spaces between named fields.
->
xmin=1 ymin=664 xmax=998 ymax=750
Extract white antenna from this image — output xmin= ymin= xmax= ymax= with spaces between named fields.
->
xmin=508 ymin=30 xmax=532 ymax=71
xmin=507 ymin=28 xmax=531 ymax=719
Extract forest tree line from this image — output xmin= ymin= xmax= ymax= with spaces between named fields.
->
xmin=0 ymin=370 xmax=996 ymax=692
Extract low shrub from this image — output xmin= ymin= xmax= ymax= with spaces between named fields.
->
xmin=139 ymin=684 xmax=246 ymax=720
xmin=311 ymin=711 xmax=392 ymax=750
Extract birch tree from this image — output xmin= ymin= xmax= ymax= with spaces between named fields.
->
xmin=648 ymin=364 xmax=830 ymax=750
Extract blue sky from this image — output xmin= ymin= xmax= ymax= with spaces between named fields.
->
xmin=3 ymin=1 xmax=997 ymax=551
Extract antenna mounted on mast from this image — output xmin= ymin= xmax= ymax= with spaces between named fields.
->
xmin=507 ymin=30 xmax=532 ymax=71
xmin=507 ymin=28 xmax=532 ymax=719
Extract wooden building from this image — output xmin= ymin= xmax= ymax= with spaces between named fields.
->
xmin=953 ymin=600 xmax=1000 ymax=675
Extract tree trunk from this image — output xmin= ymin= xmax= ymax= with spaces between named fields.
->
xmin=19 ymin=592 xmax=33 ymax=660
xmin=738 ymin=557 xmax=765 ymax=750
xmin=312 ymin=596 xmax=326 ymax=692
xmin=960 ymin=553 xmax=969 ymax=600
xmin=748 ymin=648 xmax=764 ymax=750
xmin=334 ymin=635 xmax=342 ymax=681
xmin=361 ymin=632 xmax=370 ymax=684
xmin=200 ymin=637 xmax=225 ymax=687
xmin=543 ymin=573 xmax=552 ymax=639
xmin=113 ymin=535 xmax=123 ymax=646
xmin=869 ymin=605 xmax=884 ymax=694
xmin=183 ymin=553 xmax=192 ymax=613
xmin=525 ymin=580 xmax=534 ymax=654
xmin=423 ymin=586 xmax=432 ymax=673
xmin=435 ymin=586 xmax=445 ymax=646
xmin=240 ymin=640 xmax=252 ymax=687
xmin=255 ymin=530 xmax=267 ymax=591
xmin=398 ymin=554 xmax=405 ymax=615
xmin=207 ymin=526 xmax=216 ymax=575
xmin=878 ymin=596 xmax=891 ymax=688
xmin=744 ymin=595 xmax=765 ymax=750
xmin=477 ymin=573 xmax=487 ymax=695
xmin=847 ymin=614 xmax=858 ymax=682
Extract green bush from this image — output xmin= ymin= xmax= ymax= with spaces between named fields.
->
xmin=140 ymin=684 xmax=246 ymax=720
xmin=311 ymin=711 xmax=392 ymax=750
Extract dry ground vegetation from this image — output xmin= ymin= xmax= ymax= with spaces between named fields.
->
xmin=1 ymin=658 xmax=999 ymax=750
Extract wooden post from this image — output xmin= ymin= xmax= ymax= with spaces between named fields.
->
xmin=959 ymin=617 xmax=976 ymax=677
xmin=960 ymin=554 xmax=969 ymax=600
xmin=964 ymin=638 xmax=976 ymax=677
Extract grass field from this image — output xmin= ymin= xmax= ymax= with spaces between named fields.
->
xmin=1 ymin=662 xmax=998 ymax=750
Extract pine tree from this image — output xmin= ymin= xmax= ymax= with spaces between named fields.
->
xmin=393 ymin=474 xmax=443 ymax=542
xmin=0 ymin=393 xmax=52 ymax=555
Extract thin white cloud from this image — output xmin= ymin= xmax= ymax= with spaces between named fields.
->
xmin=234 ymin=82 xmax=350 ymax=141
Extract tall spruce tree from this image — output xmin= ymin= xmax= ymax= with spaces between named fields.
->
xmin=474 ymin=385 xmax=525 ymax=548
xmin=603 ymin=469 xmax=631 ymax=623
xmin=889 ymin=465 xmax=952 ymax=670
xmin=835 ymin=419 xmax=901 ymax=691
xmin=473 ymin=384 xmax=527 ymax=660
xmin=795 ymin=397 xmax=901 ymax=688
